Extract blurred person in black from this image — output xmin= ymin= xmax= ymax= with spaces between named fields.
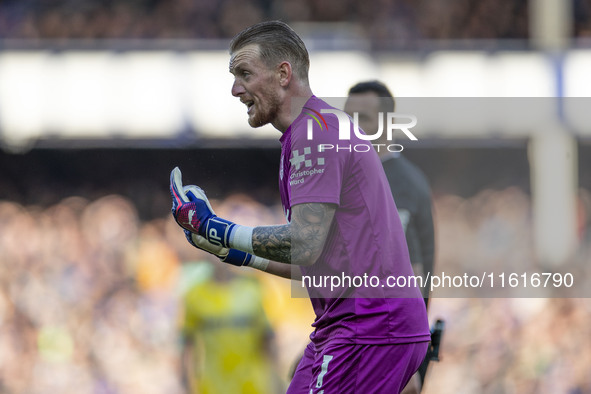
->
xmin=345 ymin=80 xmax=435 ymax=306
xmin=345 ymin=80 xmax=437 ymax=393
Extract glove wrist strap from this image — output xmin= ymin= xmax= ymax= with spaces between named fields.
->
xmin=220 ymin=249 xmax=269 ymax=271
xmin=221 ymin=249 xmax=251 ymax=266
xmin=204 ymin=217 xmax=236 ymax=248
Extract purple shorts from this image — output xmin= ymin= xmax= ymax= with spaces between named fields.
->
xmin=287 ymin=341 xmax=428 ymax=394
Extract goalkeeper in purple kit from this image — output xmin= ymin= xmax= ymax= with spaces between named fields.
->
xmin=170 ymin=21 xmax=430 ymax=393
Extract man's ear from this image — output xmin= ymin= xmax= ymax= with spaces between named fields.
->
xmin=277 ymin=61 xmax=292 ymax=87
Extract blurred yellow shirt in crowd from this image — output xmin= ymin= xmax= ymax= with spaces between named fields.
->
xmin=181 ymin=265 xmax=275 ymax=394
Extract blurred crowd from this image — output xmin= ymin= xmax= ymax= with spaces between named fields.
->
xmin=0 ymin=191 xmax=308 ymax=393
xmin=2 ymin=0 xmax=591 ymax=46
xmin=425 ymin=187 xmax=591 ymax=393
xmin=0 ymin=185 xmax=590 ymax=392
xmin=0 ymin=195 xmax=183 ymax=393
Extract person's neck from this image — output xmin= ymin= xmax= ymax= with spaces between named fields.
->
xmin=273 ymin=84 xmax=313 ymax=133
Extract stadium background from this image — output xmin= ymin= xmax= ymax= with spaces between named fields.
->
xmin=1 ymin=0 xmax=591 ymax=392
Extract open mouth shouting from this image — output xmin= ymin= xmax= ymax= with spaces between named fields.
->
xmin=242 ymin=99 xmax=255 ymax=114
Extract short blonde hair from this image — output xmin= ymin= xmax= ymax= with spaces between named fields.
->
xmin=230 ymin=21 xmax=310 ymax=82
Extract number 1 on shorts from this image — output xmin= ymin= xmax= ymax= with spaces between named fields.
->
xmin=313 ymin=354 xmax=334 ymax=393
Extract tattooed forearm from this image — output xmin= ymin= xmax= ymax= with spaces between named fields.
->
xmin=291 ymin=203 xmax=331 ymax=265
xmin=252 ymin=225 xmax=291 ymax=264
xmin=252 ymin=203 xmax=336 ymax=266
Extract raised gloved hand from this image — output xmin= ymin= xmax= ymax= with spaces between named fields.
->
xmin=170 ymin=167 xmax=236 ymax=248
xmin=170 ymin=167 xmax=267 ymax=270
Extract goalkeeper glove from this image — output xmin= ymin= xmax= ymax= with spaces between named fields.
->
xmin=177 ymin=184 xmax=267 ymax=269
xmin=170 ymin=167 xmax=236 ymax=248
xmin=183 ymin=230 xmax=253 ymax=267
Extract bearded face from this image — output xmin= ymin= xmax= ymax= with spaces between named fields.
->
xmin=230 ymin=44 xmax=283 ymax=129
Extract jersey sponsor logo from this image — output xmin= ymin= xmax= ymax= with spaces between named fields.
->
xmin=289 ymin=168 xmax=325 ymax=185
xmin=289 ymin=147 xmax=325 ymax=185
xmin=290 ymin=147 xmax=325 ymax=170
